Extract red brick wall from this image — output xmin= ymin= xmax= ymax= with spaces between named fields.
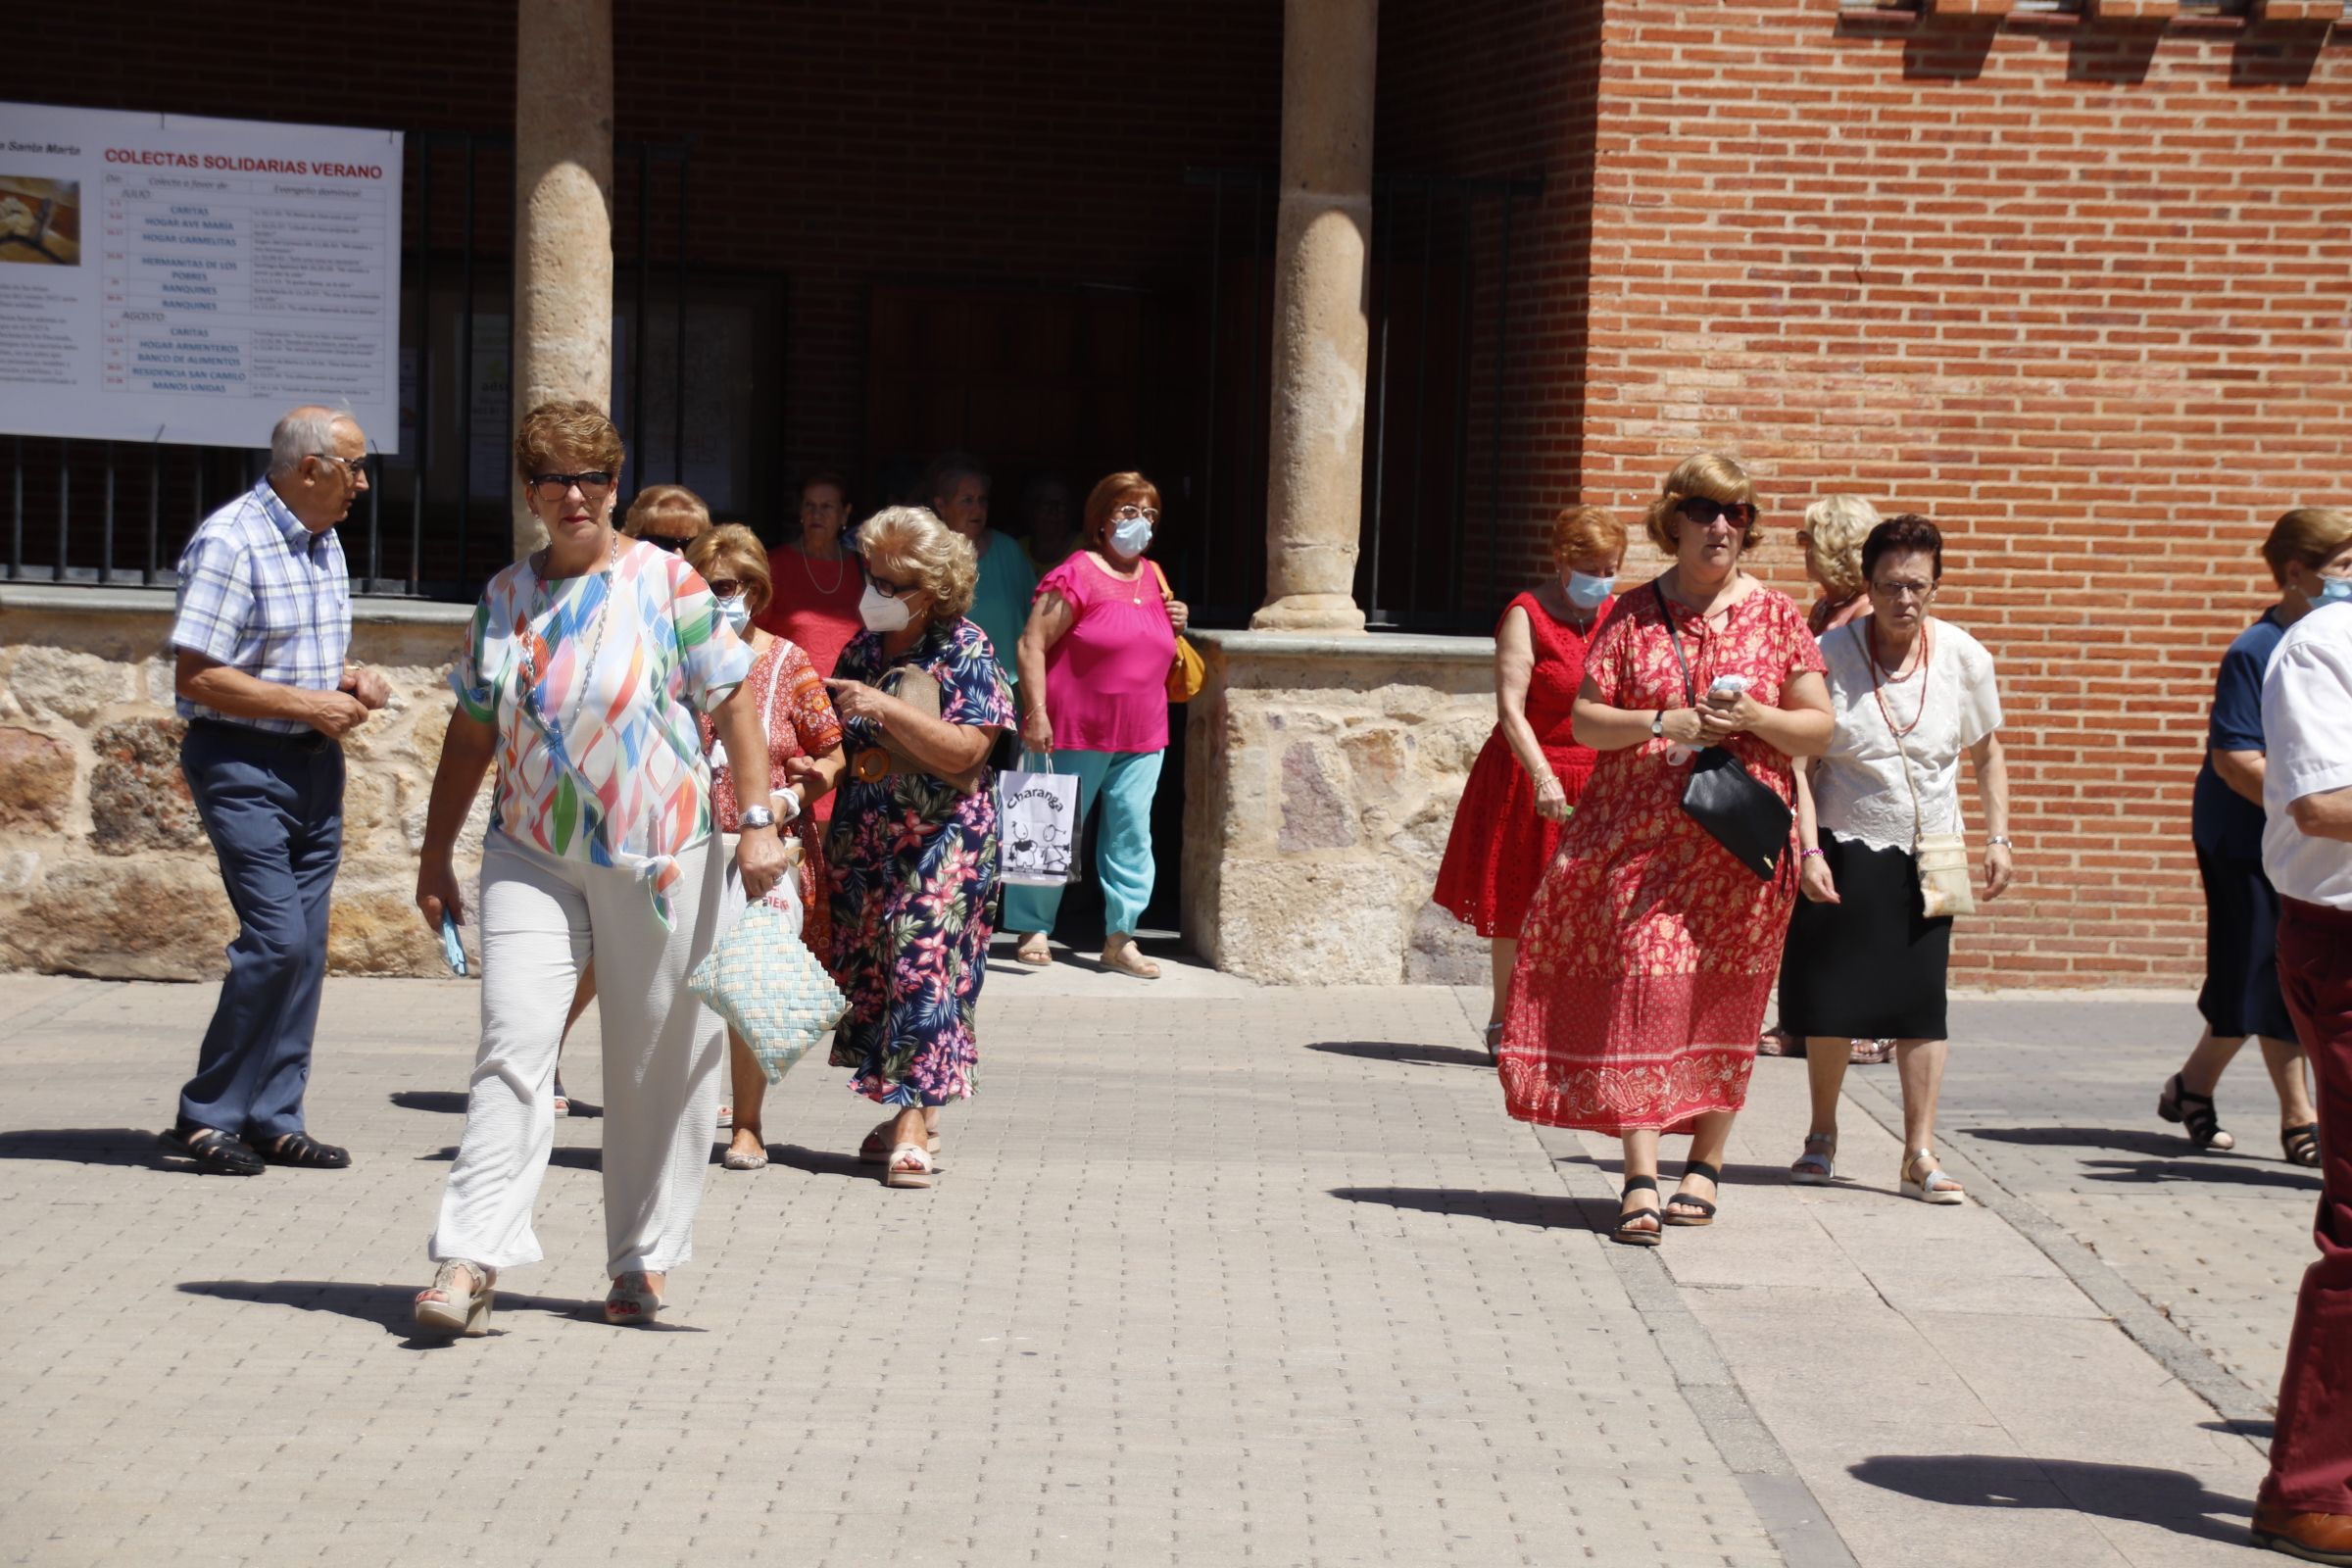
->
xmin=1562 ymin=3 xmax=2352 ymax=986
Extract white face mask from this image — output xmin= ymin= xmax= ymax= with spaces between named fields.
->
xmin=714 ymin=595 xmax=750 ymax=634
xmin=1109 ymin=516 xmax=1153 ymax=559
xmin=858 ymin=581 xmax=913 ymax=633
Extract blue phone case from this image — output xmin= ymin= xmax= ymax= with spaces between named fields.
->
xmin=440 ymin=912 xmax=467 ymax=977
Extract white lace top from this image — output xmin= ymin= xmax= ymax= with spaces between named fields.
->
xmin=1809 ymin=617 xmax=2002 ymax=855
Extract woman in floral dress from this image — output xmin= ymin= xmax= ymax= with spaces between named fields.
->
xmin=1501 ymin=454 xmax=1833 ymax=1246
xmin=805 ymin=506 xmax=1014 ymax=1190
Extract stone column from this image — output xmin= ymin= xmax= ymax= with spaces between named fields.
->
xmin=1251 ymin=0 xmax=1378 ymax=634
xmin=511 ymin=0 xmax=615 ymax=559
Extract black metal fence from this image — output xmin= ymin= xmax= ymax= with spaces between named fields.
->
xmin=1185 ymin=167 xmax=1540 ymax=634
xmin=4 ymin=133 xmax=696 ymax=602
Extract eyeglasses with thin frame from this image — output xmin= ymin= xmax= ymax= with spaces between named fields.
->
xmin=1675 ymin=497 xmax=1756 ymax=530
xmin=1111 ymin=505 xmax=1160 ymax=525
xmin=310 ymin=453 xmax=371 ymax=481
xmin=1869 ymin=577 xmax=1937 ymax=602
xmin=526 ymin=470 xmax=615 ymax=502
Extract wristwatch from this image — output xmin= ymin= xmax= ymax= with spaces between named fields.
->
xmin=1650 ymin=710 xmax=1667 ymax=739
xmin=738 ymin=804 xmax=777 ymax=831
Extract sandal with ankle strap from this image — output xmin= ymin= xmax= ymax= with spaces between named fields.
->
xmin=2283 ymin=1123 xmax=2322 ymax=1168
xmin=1665 ymin=1160 xmax=1721 ymax=1226
xmin=1790 ymin=1134 xmax=1837 ymax=1186
xmin=1612 ymin=1175 xmax=1663 ymax=1247
xmin=414 ymin=1260 xmax=494 ymax=1338
xmin=1901 ymin=1151 xmax=1966 ymax=1205
xmin=2158 ymin=1071 xmax=2235 ymax=1152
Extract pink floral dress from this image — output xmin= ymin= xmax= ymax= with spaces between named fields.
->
xmin=1499 ymin=582 xmax=1826 ymax=1135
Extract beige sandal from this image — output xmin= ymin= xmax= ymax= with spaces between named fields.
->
xmin=605 ymin=1270 xmax=663 ymax=1326
xmin=884 ymin=1143 xmax=935 ymax=1189
xmin=414 ymin=1260 xmax=494 ymax=1338
xmin=1101 ymin=934 xmax=1161 ymax=979
xmin=1901 ymin=1151 xmax=1965 ymax=1205
xmin=1014 ymin=931 xmax=1054 ymax=966
xmin=858 ymin=1119 xmax=940 ymax=1163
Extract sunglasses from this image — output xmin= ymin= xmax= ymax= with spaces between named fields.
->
xmin=637 ymin=533 xmax=691 ymax=554
xmin=706 ymin=578 xmax=744 ymax=599
xmin=526 ymin=471 xmax=615 ymax=501
xmin=1676 ymin=497 xmax=1757 ymax=530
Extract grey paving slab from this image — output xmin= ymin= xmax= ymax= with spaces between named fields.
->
xmin=0 ymin=969 xmax=1781 ymax=1568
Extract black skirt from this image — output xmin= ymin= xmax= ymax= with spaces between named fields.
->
xmin=2194 ymin=842 xmax=2298 ymax=1041
xmin=1778 ymin=832 xmax=1953 ymax=1042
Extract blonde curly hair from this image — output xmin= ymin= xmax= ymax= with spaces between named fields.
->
xmin=1799 ymin=495 xmax=1880 ymax=599
xmin=858 ymin=506 xmax=978 ymax=624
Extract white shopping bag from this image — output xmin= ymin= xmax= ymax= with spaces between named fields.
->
xmin=996 ymin=756 xmax=1082 ymax=888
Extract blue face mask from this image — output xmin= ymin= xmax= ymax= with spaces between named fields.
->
xmin=715 ymin=594 xmax=751 ymax=634
xmin=2317 ymin=575 xmax=2352 ymax=610
xmin=1565 ymin=571 xmax=1615 ymax=610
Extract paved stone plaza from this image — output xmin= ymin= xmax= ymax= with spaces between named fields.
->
xmin=0 ymin=958 xmax=2300 ymax=1566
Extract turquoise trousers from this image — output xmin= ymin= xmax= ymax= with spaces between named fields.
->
xmin=1001 ymin=748 xmax=1164 ymax=939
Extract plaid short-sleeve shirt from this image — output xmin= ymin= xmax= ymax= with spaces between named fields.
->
xmin=169 ymin=479 xmax=352 ymax=736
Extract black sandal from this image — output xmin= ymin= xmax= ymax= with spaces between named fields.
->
xmin=159 ymin=1125 xmax=264 ymax=1176
xmin=243 ymin=1131 xmax=352 ymax=1169
xmin=2283 ymin=1123 xmax=2322 ymax=1168
xmin=1612 ymin=1176 xmax=1663 ymax=1248
xmin=2158 ymin=1072 xmax=2236 ymax=1152
xmin=1665 ymin=1160 xmax=1720 ymax=1227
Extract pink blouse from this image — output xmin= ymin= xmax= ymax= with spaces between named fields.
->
xmin=1036 ymin=551 xmax=1179 ymax=754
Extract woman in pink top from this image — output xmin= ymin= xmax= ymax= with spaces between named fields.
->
xmin=1005 ymin=471 xmax=1189 ymax=978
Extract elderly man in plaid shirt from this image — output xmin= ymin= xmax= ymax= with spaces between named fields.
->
xmin=160 ymin=405 xmax=389 ymax=1177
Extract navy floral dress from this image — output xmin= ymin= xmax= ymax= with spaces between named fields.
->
xmin=826 ymin=617 xmax=1014 ymax=1105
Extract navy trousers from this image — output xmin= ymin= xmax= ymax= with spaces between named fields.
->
xmin=177 ymin=719 xmax=345 ymax=1140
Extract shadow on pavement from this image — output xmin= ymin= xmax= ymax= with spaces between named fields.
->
xmin=1964 ymin=1125 xmax=2212 ymax=1158
xmin=764 ymin=1143 xmax=870 ymax=1179
xmin=0 ymin=1128 xmax=173 ymax=1169
xmin=2204 ymin=1418 xmax=2276 ymax=1442
xmin=174 ymin=1279 xmax=662 ymax=1346
xmin=417 ymin=1145 xmax=602 ymax=1170
xmin=1848 ymin=1454 xmax=2251 ymax=1546
xmin=1308 ymin=1040 xmax=1493 ymax=1071
xmin=389 ymin=1091 xmax=468 ymax=1114
xmin=2080 ymin=1157 xmax=2319 ymax=1191
xmin=1330 ymin=1186 xmax=1619 ymax=1231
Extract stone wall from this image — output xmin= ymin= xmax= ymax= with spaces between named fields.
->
xmin=0 ymin=586 xmax=487 ymax=980
xmin=1182 ymin=628 xmax=1496 ymax=987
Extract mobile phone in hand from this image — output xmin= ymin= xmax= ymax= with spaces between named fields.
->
xmin=440 ymin=911 xmax=468 ymax=977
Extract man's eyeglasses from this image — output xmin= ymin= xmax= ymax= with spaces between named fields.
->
xmin=526 ymin=470 xmax=615 ymax=501
xmin=311 ymin=454 xmax=371 ymax=481
xmin=1111 ymin=505 xmax=1160 ymax=524
xmin=1676 ymin=497 xmax=1757 ymax=530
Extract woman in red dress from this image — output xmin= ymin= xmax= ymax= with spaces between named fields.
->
xmin=1434 ymin=505 xmax=1627 ymax=1055
xmin=1501 ymin=455 xmax=1833 ymax=1246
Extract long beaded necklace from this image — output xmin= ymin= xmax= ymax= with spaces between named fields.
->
xmin=1865 ymin=617 xmax=1933 ymax=739
xmin=522 ymin=532 xmax=619 ymax=737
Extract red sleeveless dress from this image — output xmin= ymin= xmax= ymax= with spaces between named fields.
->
xmin=1432 ymin=591 xmax=1613 ymax=938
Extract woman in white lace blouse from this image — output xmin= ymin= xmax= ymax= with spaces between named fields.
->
xmin=1780 ymin=514 xmax=2013 ymax=1205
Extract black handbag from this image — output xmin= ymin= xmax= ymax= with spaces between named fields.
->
xmin=1655 ymin=584 xmax=1792 ymax=882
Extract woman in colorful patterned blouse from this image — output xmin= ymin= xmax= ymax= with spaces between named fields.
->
xmin=1500 ymin=454 xmax=1834 ymax=1247
xmin=411 ymin=400 xmax=788 ymax=1338
xmin=797 ymin=506 xmax=1014 ymax=1191
xmin=685 ymin=524 xmax=848 ymax=1173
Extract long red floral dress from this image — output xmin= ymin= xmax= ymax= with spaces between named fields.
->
xmin=1500 ymin=582 xmax=1826 ymax=1135
xmin=1433 ymin=590 xmax=1614 ymax=938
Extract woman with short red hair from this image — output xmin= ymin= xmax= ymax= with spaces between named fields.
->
xmin=1005 ymin=471 xmax=1190 ymax=978
xmin=1434 ymin=505 xmax=1626 ymax=1053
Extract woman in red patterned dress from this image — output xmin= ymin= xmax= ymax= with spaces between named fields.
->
xmin=687 ymin=526 xmax=848 ymax=1172
xmin=1434 ymin=506 xmax=1627 ymax=1055
xmin=1501 ymin=455 xmax=1833 ymax=1245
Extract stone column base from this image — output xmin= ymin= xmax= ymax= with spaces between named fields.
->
xmin=1181 ymin=627 xmax=1496 ymax=986
xmin=1249 ymin=594 xmax=1369 ymax=634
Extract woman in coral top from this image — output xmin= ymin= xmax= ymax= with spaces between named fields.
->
xmin=1433 ymin=505 xmax=1627 ymax=1055
xmin=1005 ymin=470 xmax=1189 ymax=979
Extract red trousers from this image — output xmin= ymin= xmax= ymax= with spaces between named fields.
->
xmin=2266 ymin=896 xmax=2352 ymax=1515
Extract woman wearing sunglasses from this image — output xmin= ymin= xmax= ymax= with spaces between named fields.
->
xmin=1498 ymin=454 xmax=1833 ymax=1245
xmin=798 ymin=506 xmax=1014 ymax=1190
xmin=412 ymin=401 xmax=787 ymax=1335
xmin=684 ymin=524 xmax=848 ymax=1172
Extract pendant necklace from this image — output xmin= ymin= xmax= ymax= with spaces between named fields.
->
xmin=525 ymin=532 xmax=620 ymax=737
